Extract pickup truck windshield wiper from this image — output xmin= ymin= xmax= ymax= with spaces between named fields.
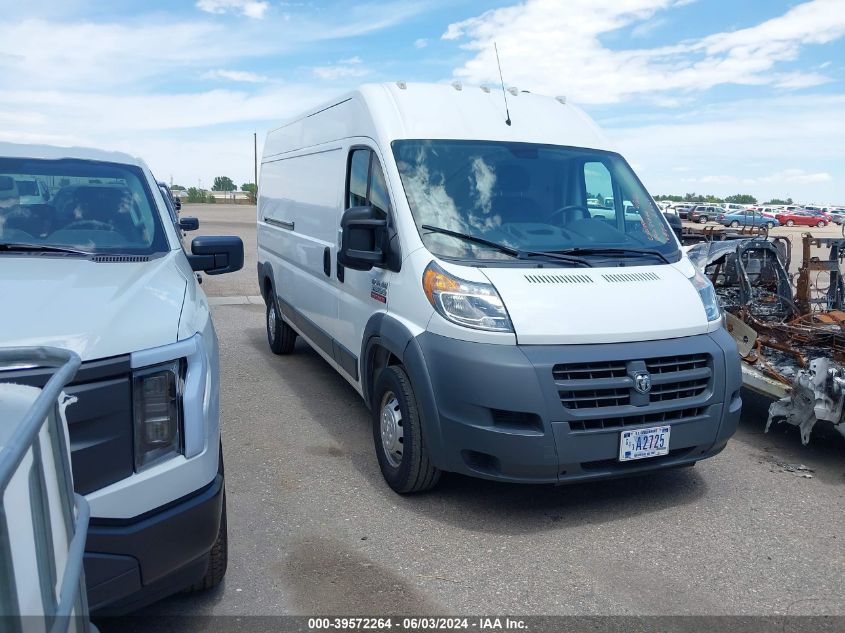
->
xmin=551 ymin=247 xmax=670 ymax=264
xmin=0 ymin=242 xmax=92 ymax=256
xmin=420 ymin=225 xmax=592 ymax=267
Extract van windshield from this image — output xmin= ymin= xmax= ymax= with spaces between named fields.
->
xmin=392 ymin=140 xmax=678 ymax=264
xmin=0 ymin=158 xmax=169 ymax=255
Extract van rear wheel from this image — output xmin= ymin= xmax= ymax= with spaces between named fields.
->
xmin=266 ymin=294 xmax=296 ymax=355
xmin=372 ymin=365 xmax=440 ymax=494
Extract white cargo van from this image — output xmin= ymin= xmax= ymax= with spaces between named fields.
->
xmin=0 ymin=143 xmax=243 ymax=612
xmin=257 ymin=83 xmax=742 ymax=493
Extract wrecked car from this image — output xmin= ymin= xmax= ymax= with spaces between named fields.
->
xmin=688 ymin=233 xmax=845 ymax=444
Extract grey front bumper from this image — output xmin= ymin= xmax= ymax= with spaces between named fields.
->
xmin=409 ymin=328 xmax=742 ymax=483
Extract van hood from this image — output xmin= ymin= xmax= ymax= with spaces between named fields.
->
xmin=0 ymin=253 xmax=187 ymax=361
xmin=480 ymin=264 xmax=710 ymax=345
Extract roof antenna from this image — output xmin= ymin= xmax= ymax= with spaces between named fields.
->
xmin=494 ymin=42 xmax=511 ymax=126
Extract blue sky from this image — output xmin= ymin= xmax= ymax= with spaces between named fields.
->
xmin=1 ymin=0 xmax=843 ymax=202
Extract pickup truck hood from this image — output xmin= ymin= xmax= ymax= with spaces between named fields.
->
xmin=481 ymin=264 xmax=710 ymax=345
xmin=0 ymin=253 xmax=187 ymax=361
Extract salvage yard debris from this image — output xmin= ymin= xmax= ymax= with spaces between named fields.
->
xmin=687 ymin=226 xmax=845 ymax=444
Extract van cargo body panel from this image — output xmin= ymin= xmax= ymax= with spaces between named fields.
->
xmin=416 ymin=329 xmax=741 ymax=483
xmin=481 ymin=264 xmax=709 ymax=345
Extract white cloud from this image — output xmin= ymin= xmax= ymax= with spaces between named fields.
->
xmin=0 ymin=19 xmax=273 ymax=89
xmin=196 ymin=0 xmax=270 ymax=19
xmin=203 ymin=69 xmax=270 ymax=83
xmin=415 ymin=38 xmax=428 ymax=48
xmin=312 ymin=57 xmax=369 ymax=80
xmin=773 ymin=72 xmax=831 ymax=89
xmin=443 ymin=0 xmax=845 ymax=104
xmin=606 ymin=94 xmax=845 ymax=202
xmin=630 ymin=16 xmax=667 ymax=39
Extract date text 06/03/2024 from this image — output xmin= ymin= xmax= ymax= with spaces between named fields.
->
xmin=307 ymin=617 xmax=528 ymax=630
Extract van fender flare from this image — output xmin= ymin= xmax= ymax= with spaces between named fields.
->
xmin=257 ymin=261 xmax=275 ymax=302
xmin=361 ymin=314 xmax=445 ymax=468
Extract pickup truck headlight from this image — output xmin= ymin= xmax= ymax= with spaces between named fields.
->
xmin=132 ymin=360 xmax=184 ymax=471
xmin=422 ymin=261 xmax=513 ymax=332
xmin=690 ymin=269 xmax=722 ymax=322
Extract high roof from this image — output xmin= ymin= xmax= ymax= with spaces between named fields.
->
xmin=266 ymin=82 xmax=615 ymax=156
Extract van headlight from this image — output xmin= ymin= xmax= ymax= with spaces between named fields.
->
xmin=422 ymin=261 xmax=513 ymax=332
xmin=132 ymin=360 xmax=184 ymax=471
xmin=689 ymin=269 xmax=722 ymax=322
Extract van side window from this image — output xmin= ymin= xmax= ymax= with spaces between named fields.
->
xmin=348 ymin=149 xmax=369 ymax=208
xmin=584 ymin=162 xmax=614 ymax=211
xmin=346 ymin=149 xmax=392 ymax=216
xmin=369 ymin=156 xmax=392 ymax=216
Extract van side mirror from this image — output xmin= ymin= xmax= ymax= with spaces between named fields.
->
xmin=188 ymin=235 xmax=244 ymax=275
xmin=179 ymin=217 xmax=199 ymax=231
xmin=337 ymin=205 xmax=388 ymax=271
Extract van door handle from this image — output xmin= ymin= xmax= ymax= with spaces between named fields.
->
xmin=265 ymin=217 xmax=295 ymax=231
xmin=323 ymin=247 xmax=331 ymax=277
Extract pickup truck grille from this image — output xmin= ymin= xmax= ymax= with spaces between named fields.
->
xmin=0 ymin=355 xmax=133 ymax=495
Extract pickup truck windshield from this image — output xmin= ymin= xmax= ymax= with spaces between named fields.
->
xmin=392 ymin=140 xmax=678 ymax=263
xmin=0 ymin=158 xmax=168 ymax=255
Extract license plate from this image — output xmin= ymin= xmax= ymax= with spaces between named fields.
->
xmin=619 ymin=426 xmax=671 ymax=461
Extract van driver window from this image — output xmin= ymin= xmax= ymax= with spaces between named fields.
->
xmin=348 ymin=149 xmax=369 ymax=208
xmin=368 ymin=156 xmax=391 ymax=216
xmin=346 ymin=149 xmax=392 ymax=216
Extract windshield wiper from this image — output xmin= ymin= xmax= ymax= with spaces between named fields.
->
xmin=552 ymin=247 xmax=670 ymax=264
xmin=420 ymin=225 xmax=591 ymax=267
xmin=0 ymin=242 xmax=92 ymax=256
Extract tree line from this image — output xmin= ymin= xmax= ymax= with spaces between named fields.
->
xmin=653 ymin=193 xmax=795 ymax=206
xmin=171 ymin=176 xmax=257 ymax=203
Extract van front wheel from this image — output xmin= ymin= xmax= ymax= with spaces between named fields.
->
xmin=372 ymin=365 xmax=440 ymax=494
xmin=266 ymin=294 xmax=296 ymax=355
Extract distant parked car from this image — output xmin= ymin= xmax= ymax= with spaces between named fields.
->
xmin=776 ymin=210 xmax=828 ymax=227
xmin=756 ymin=206 xmax=780 ymax=219
xmin=663 ymin=211 xmax=683 ymax=241
xmin=716 ymin=210 xmax=779 ymax=229
xmin=688 ymin=205 xmax=721 ymax=223
xmin=14 ymin=177 xmax=50 ymax=205
xmin=827 ymin=210 xmax=845 ymax=225
xmin=802 ymin=208 xmax=833 ymax=222
xmin=672 ymin=203 xmax=695 ymax=219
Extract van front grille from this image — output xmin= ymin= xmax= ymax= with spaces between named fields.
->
xmin=554 ymin=353 xmax=712 ymax=411
xmin=568 ymin=407 xmax=706 ymax=432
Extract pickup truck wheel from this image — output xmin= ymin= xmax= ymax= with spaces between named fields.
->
xmin=267 ymin=294 xmax=296 ymax=355
xmin=372 ymin=365 xmax=440 ymax=494
xmin=188 ymin=493 xmax=227 ymax=591
xmin=786 ymin=220 xmax=795 ymax=227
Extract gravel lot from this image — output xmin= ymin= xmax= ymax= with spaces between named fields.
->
xmin=124 ymin=204 xmax=845 ymax=620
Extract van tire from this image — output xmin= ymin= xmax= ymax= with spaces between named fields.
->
xmin=372 ymin=365 xmax=441 ymax=494
xmin=188 ymin=494 xmax=228 ymax=592
xmin=267 ymin=294 xmax=296 ymax=355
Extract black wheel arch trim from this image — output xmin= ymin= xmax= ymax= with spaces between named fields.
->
xmin=257 ymin=261 xmax=275 ymax=301
xmin=361 ymin=313 xmax=446 ymax=468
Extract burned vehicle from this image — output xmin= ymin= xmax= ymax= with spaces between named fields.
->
xmin=688 ymin=233 xmax=845 ymax=444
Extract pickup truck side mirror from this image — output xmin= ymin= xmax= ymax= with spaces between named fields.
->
xmin=337 ymin=205 xmax=388 ymax=271
xmin=188 ymin=236 xmax=244 ymax=275
xmin=179 ymin=217 xmax=199 ymax=231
